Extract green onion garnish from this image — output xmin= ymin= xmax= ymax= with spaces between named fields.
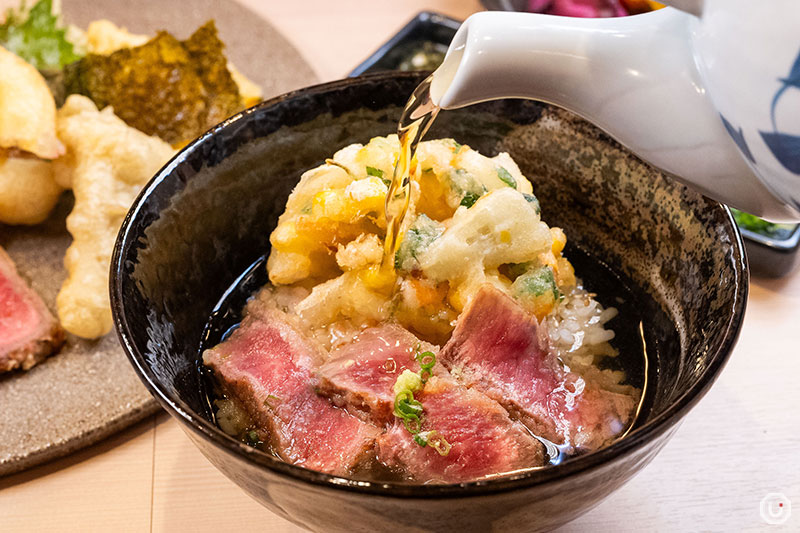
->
xmin=394 ymin=390 xmax=424 ymax=419
xmin=416 ymin=351 xmax=436 ymax=382
xmin=413 ymin=431 xmax=451 ymax=456
xmin=428 ymin=431 xmax=452 ymax=456
xmin=453 ymin=141 xmax=462 ymax=154
xmin=403 ymin=417 xmax=422 ymax=434
xmin=497 ymin=166 xmax=517 ymax=188
xmin=244 ymin=430 xmax=260 ymax=447
xmin=460 ymin=191 xmax=479 ymax=208
xmin=366 ymin=165 xmax=384 ymax=178
xmin=264 ymin=394 xmax=281 ymax=408
xmin=390 ymin=349 xmax=451 ymax=455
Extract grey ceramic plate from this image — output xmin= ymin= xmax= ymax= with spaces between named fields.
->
xmin=0 ymin=0 xmax=317 ymax=476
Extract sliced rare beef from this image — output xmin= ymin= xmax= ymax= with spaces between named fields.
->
xmin=377 ymin=376 xmax=546 ymax=483
xmin=439 ymin=285 xmax=638 ymax=452
xmin=0 ymin=247 xmax=65 ymax=373
xmin=202 ymin=292 xmax=380 ymax=476
xmin=317 ymin=324 xmax=439 ymax=424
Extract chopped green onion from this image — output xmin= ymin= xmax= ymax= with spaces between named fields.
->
xmin=244 ymin=430 xmax=260 ymax=447
xmin=460 ymin=191 xmax=479 ymax=208
xmin=264 ymin=394 xmax=281 ymax=408
xmin=391 ymin=348 xmax=451 ymax=452
xmin=522 ymin=193 xmax=541 ymax=215
xmin=497 ymin=166 xmax=517 ymax=188
xmin=416 ymin=351 xmax=436 ymax=382
xmin=381 ymin=177 xmax=392 ymax=188
xmin=403 ymin=417 xmax=422 ymax=434
xmin=428 ymin=431 xmax=452 ymax=456
xmin=366 ymin=165 xmax=384 ymax=178
xmin=416 ymin=350 xmax=435 ymax=369
xmin=394 ymin=391 xmax=424 ymax=419
xmin=413 ymin=430 xmax=451 ymax=456
xmin=453 ymin=140 xmax=462 ymax=154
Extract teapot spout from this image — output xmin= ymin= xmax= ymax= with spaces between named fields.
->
xmin=431 ymin=9 xmax=799 ymax=221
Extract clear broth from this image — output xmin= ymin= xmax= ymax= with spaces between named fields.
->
xmin=197 ymin=241 xmax=659 ymax=480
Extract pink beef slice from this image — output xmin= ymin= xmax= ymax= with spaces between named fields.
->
xmin=0 ymin=247 xmax=65 ymax=373
xmin=317 ymin=324 xmax=440 ymax=424
xmin=202 ymin=294 xmax=380 ymax=476
xmin=377 ymin=376 xmax=546 ymax=483
xmin=439 ymin=285 xmax=639 ymax=452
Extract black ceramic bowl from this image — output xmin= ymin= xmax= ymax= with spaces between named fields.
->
xmin=111 ymin=71 xmax=747 ymax=532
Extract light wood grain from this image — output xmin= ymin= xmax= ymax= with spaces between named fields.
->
xmin=0 ymin=417 xmax=155 ymax=532
xmin=2 ymin=1 xmax=799 ymax=532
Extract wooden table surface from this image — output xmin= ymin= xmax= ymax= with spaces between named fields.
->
xmin=2 ymin=1 xmax=799 ymax=531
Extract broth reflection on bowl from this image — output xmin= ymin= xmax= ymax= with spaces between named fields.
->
xmin=112 ymin=72 xmax=744 ymax=532
xmin=199 ymin=136 xmax=646 ymax=483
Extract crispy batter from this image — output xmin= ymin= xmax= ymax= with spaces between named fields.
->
xmin=0 ymin=153 xmax=62 ymax=225
xmin=85 ymin=19 xmax=148 ymax=55
xmin=227 ymin=62 xmax=263 ymax=108
xmin=0 ymin=46 xmax=64 ymax=159
xmin=54 ymin=95 xmax=174 ymax=339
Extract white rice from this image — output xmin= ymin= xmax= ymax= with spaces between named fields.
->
xmin=545 ymin=282 xmax=628 ymax=388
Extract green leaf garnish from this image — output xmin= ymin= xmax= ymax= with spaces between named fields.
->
xmin=453 ymin=140 xmax=462 ymax=154
xmin=497 ymin=166 xmax=517 ymax=189
xmin=366 ymin=166 xmax=384 ymax=179
xmin=0 ymin=0 xmax=82 ymax=71
xmin=381 ymin=178 xmax=392 ymax=188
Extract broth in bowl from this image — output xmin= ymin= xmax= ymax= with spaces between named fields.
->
xmin=199 ymin=135 xmax=649 ymax=483
xmin=112 ymin=72 xmax=744 ymax=532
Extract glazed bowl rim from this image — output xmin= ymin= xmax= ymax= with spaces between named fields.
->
xmin=111 ymin=71 xmax=748 ymax=499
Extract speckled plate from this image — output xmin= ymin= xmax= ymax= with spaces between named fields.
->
xmin=0 ymin=0 xmax=317 ymax=476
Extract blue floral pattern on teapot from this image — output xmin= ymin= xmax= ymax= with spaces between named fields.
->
xmin=759 ymin=48 xmax=800 ymax=175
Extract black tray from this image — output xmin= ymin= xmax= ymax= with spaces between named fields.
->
xmin=740 ymin=225 xmax=800 ymax=278
xmin=349 ymin=12 xmax=460 ymax=76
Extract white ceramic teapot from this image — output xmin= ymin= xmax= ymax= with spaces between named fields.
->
xmin=429 ymin=1 xmax=800 ymax=221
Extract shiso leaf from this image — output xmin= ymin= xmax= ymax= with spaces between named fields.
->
xmin=63 ymin=20 xmax=243 ymax=145
xmin=0 ymin=0 xmax=82 ymax=71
